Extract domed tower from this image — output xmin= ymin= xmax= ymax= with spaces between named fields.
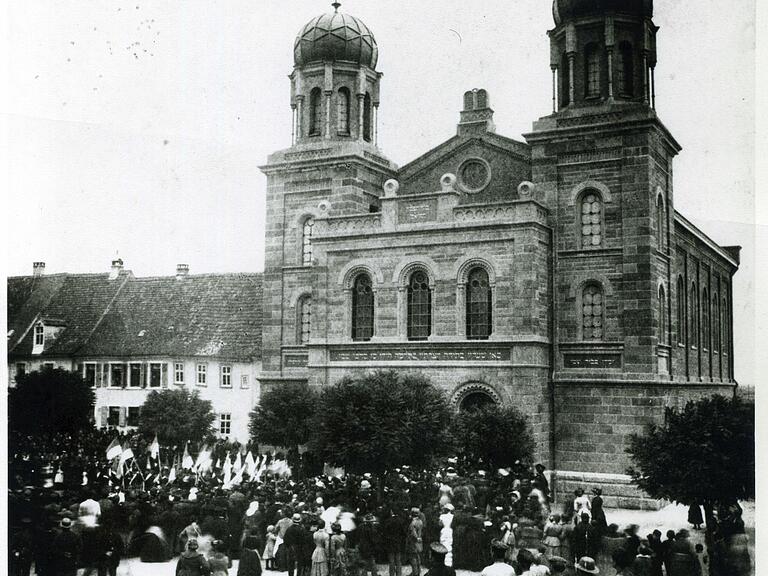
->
xmin=290 ymin=2 xmax=382 ymax=144
xmin=550 ymin=0 xmax=657 ymax=109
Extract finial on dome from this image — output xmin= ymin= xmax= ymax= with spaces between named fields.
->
xmin=332 ymin=2 xmax=341 ymax=13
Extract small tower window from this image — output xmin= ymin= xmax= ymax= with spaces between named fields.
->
xmin=463 ymin=91 xmax=474 ymax=110
xmin=677 ymin=276 xmax=686 ymax=345
xmin=363 ymin=92 xmax=372 ymax=142
xmin=299 ymin=296 xmax=312 ymax=345
xmin=656 ymin=194 xmax=666 ymax=250
xmin=407 ymin=270 xmax=431 ymax=341
xmin=337 ymin=87 xmax=351 ymax=134
xmin=580 ymin=191 xmax=603 ymax=248
xmin=302 ymin=217 xmax=314 ymax=265
xmin=561 ymin=52 xmax=571 ymax=106
xmin=352 ymin=273 xmax=374 ymax=341
xmin=466 ymin=267 xmax=492 ymax=340
xmin=309 ymin=88 xmax=322 ymax=136
xmin=617 ymin=42 xmax=634 ymax=97
xmin=585 ymin=43 xmax=601 ymax=99
xmin=658 ymin=285 xmax=667 ymax=344
xmin=581 ymin=284 xmax=604 ymax=341
xmin=476 ymin=89 xmax=488 ymax=108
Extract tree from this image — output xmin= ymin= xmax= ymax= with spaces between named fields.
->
xmin=9 ymin=367 xmax=95 ymax=436
xmin=249 ymin=381 xmax=317 ymax=452
xmin=451 ymin=404 xmax=534 ymax=470
xmin=627 ymin=394 xmax=754 ymax=575
xmin=310 ymin=370 xmax=453 ymax=480
xmin=138 ymin=388 xmax=215 ymax=447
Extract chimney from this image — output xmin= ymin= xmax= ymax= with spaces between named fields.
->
xmin=109 ymin=258 xmax=124 ymax=280
xmin=33 ymin=262 xmax=46 ymax=277
xmin=176 ymin=263 xmax=190 ymax=279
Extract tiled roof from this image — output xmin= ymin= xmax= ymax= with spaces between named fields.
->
xmin=7 ymin=272 xmax=263 ymax=362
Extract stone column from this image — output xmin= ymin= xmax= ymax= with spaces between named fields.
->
xmin=357 ymin=95 xmax=365 ymax=141
xmin=295 ymin=96 xmax=304 ymax=140
xmin=568 ymin=53 xmax=576 ymax=105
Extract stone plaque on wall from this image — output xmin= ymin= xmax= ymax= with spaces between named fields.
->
xmin=330 ymin=347 xmax=510 ymax=362
xmin=398 ymin=199 xmax=437 ymax=224
xmin=563 ymin=353 xmax=622 ymax=369
xmin=283 ymin=354 xmax=309 ymax=368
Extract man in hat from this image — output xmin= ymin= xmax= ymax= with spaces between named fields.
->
xmin=425 ymin=543 xmax=456 ymax=576
xmin=284 ymin=513 xmax=308 ymax=576
xmin=382 ymin=508 xmax=408 ymax=576
xmin=358 ymin=513 xmax=381 ymax=576
xmin=51 ymin=518 xmax=82 ymax=576
xmin=480 ymin=540 xmax=515 ymax=576
xmin=406 ymin=508 xmax=424 ymax=576
xmin=575 ymin=556 xmax=600 ymax=574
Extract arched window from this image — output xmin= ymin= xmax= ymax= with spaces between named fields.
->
xmin=580 ymin=191 xmax=603 ymax=248
xmin=298 ymin=296 xmax=312 ymax=345
xmin=459 ymin=392 xmax=496 ymax=412
xmin=585 ymin=43 xmax=601 ymax=98
xmin=561 ymin=52 xmax=570 ymax=107
xmin=363 ymin=92 xmax=372 ymax=142
xmin=713 ymin=293 xmax=720 ymax=351
xmin=309 ymin=88 xmax=322 ymax=136
xmin=702 ymin=288 xmax=710 ymax=349
xmin=407 ymin=270 xmax=431 ymax=341
xmin=476 ymin=89 xmax=488 ymax=108
xmin=722 ymin=290 xmax=729 ymax=351
xmin=617 ymin=42 xmax=634 ymax=97
xmin=463 ymin=90 xmax=474 ymax=111
xmin=690 ymin=283 xmax=699 ymax=347
xmin=337 ymin=87 xmax=350 ymax=134
xmin=352 ymin=273 xmax=374 ymax=341
xmin=466 ymin=267 xmax=492 ymax=340
xmin=658 ymin=285 xmax=667 ymax=344
xmin=656 ymin=194 xmax=666 ymax=250
xmin=581 ymin=284 xmax=604 ymax=341
xmin=302 ymin=217 xmax=314 ymax=265
xmin=677 ymin=276 xmax=685 ymax=345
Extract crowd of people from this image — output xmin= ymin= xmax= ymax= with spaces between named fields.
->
xmin=8 ymin=432 xmax=749 ymax=576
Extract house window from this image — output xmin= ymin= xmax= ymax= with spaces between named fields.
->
xmin=702 ymin=288 xmax=710 ymax=350
xmin=352 ymin=273 xmax=374 ymax=342
xmin=580 ymin=191 xmax=603 ymax=248
xmin=299 ymin=296 xmax=312 ymax=345
xmin=34 ymin=324 xmax=44 ymax=346
xmin=337 ymin=87 xmax=350 ymax=134
xmin=85 ymin=363 xmax=97 ymax=387
xmin=149 ymin=363 xmax=162 ymax=388
xmin=220 ymin=365 xmax=232 ymax=388
xmin=466 ymin=267 xmax=492 ymax=340
xmin=174 ymin=362 xmax=184 ymax=385
xmin=690 ymin=283 xmax=699 ymax=348
xmin=677 ymin=276 xmax=685 ymax=345
xmin=585 ymin=43 xmax=601 ymax=98
xmin=107 ymin=406 xmax=121 ymax=427
xmin=110 ymin=364 xmax=125 ymax=388
xmin=196 ymin=364 xmax=207 ymax=386
xmin=302 ymin=218 xmax=314 ymax=265
xmin=616 ymin=42 xmax=634 ymax=97
xmin=407 ymin=270 xmax=432 ymax=341
xmin=309 ymin=88 xmax=322 ymax=136
xmin=127 ymin=407 xmax=141 ymax=427
xmin=43 ymin=363 xmax=54 ymax=370
xmin=240 ymin=374 xmax=250 ymax=389
xmin=219 ymin=413 xmax=231 ymax=435
xmin=582 ymin=284 xmax=604 ymax=341
xmin=129 ymin=363 xmax=142 ymax=388
xmin=658 ymin=285 xmax=667 ymax=344
xmin=363 ymin=92 xmax=372 ymax=142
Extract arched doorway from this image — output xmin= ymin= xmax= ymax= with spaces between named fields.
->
xmin=459 ymin=391 xmax=496 ymax=412
xmin=452 ymin=383 xmax=502 ymax=412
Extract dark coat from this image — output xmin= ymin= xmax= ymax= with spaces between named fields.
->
xmin=357 ymin=521 xmax=379 ymax=558
xmin=176 ymin=550 xmax=211 ymax=576
xmin=382 ymin=514 xmax=408 ymax=554
xmin=52 ymin=529 xmax=82 ymax=574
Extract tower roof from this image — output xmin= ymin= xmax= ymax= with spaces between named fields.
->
xmin=294 ymin=5 xmax=378 ymax=69
xmin=552 ymin=0 xmax=653 ymax=26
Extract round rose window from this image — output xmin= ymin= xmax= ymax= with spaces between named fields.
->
xmin=458 ymin=158 xmax=491 ymax=193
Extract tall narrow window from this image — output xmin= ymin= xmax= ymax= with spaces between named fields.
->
xmin=407 ymin=270 xmax=431 ymax=341
xmin=337 ymin=87 xmax=351 ymax=134
xmin=690 ymin=283 xmax=699 ymax=348
xmin=658 ymin=285 xmax=667 ymax=343
xmin=722 ymin=291 xmax=729 ymax=351
xmin=309 ymin=88 xmax=322 ymax=136
xmin=585 ymin=44 xmax=601 ymax=98
xmin=713 ymin=294 xmax=720 ymax=351
xmin=466 ymin=267 xmax=492 ymax=340
xmin=702 ymin=288 xmax=710 ymax=349
xmin=476 ymin=89 xmax=488 ymax=108
xmin=581 ymin=284 xmax=604 ymax=341
xmin=299 ymin=296 xmax=312 ymax=345
xmin=302 ymin=217 xmax=314 ymax=265
xmin=616 ymin=42 xmax=634 ymax=97
xmin=656 ymin=195 xmax=666 ymax=250
xmin=363 ymin=92 xmax=372 ymax=142
xmin=34 ymin=325 xmax=44 ymax=346
xmin=677 ymin=276 xmax=685 ymax=345
xmin=580 ymin=191 xmax=603 ymax=248
xmin=561 ymin=52 xmax=570 ymax=107
xmin=352 ymin=274 xmax=374 ymax=341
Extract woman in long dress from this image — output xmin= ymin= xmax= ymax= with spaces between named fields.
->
xmin=329 ymin=523 xmax=347 ymax=576
xmin=311 ymin=525 xmax=330 ymax=576
xmin=542 ymin=514 xmax=564 ymax=558
xmin=438 ymin=504 xmax=454 ymax=568
xmin=238 ymin=529 xmax=263 ymax=576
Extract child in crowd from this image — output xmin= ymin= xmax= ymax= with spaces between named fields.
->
xmin=263 ymin=525 xmax=277 ymax=570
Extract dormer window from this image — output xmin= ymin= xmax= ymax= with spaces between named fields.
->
xmin=34 ymin=325 xmax=44 ymax=346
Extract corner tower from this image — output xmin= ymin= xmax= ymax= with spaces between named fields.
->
xmin=259 ymin=3 xmax=396 ymax=390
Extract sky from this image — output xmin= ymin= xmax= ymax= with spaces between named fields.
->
xmin=3 ymin=0 xmax=758 ymax=385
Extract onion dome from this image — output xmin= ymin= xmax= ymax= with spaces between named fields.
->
xmin=294 ymin=3 xmax=378 ymax=69
xmin=553 ymin=0 xmax=653 ymax=26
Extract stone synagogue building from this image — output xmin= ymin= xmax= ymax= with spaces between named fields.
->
xmin=259 ymin=0 xmax=740 ymax=504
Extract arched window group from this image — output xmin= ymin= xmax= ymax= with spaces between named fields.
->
xmin=658 ymin=285 xmax=667 ymax=344
xmin=407 ymin=270 xmax=432 ymax=341
xmin=585 ymin=43 xmax=601 ymax=98
xmin=302 ymin=217 xmax=315 ymax=265
xmin=466 ymin=267 xmax=492 ymax=340
xmin=309 ymin=88 xmax=322 ymax=136
xmin=352 ymin=273 xmax=374 ymax=341
xmin=580 ymin=191 xmax=603 ymax=248
xmin=582 ymin=284 xmax=604 ymax=341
